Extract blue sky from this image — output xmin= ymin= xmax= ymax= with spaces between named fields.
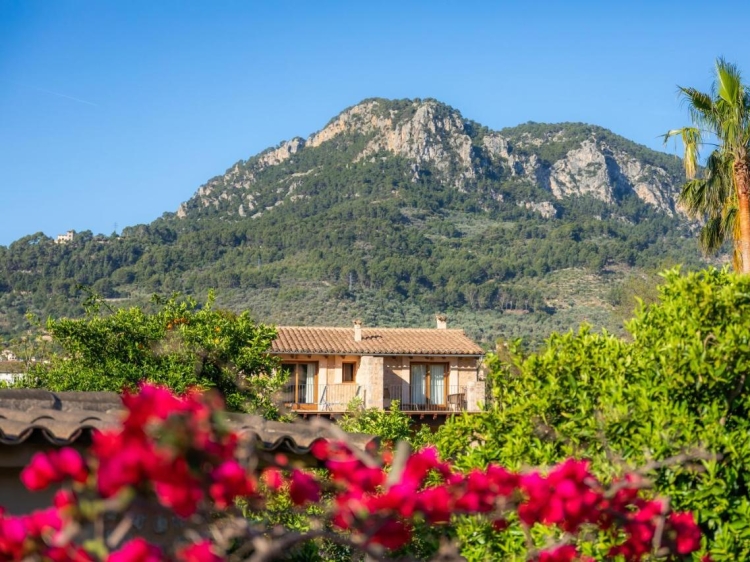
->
xmin=1 ymin=1 xmax=749 ymax=246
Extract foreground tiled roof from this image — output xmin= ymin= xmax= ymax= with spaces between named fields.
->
xmin=272 ymin=327 xmax=484 ymax=356
xmin=0 ymin=390 xmax=374 ymax=460
xmin=0 ymin=390 xmax=119 ymax=445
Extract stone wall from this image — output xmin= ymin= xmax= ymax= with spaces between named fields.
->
xmin=358 ymin=355 xmax=384 ymax=409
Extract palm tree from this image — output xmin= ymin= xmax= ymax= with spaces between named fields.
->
xmin=665 ymin=58 xmax=750 ymax=273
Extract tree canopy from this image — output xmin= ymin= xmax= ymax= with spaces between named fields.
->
xmin=20 ymin=292 xmax=283 ymax=416
xmin=436 ymin=267 xmax=750 ymax=560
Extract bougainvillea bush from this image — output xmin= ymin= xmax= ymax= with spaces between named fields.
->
xmin=1 ymin=384 xmax=704 ymax=562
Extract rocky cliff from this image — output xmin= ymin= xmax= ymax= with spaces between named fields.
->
xmin=177 ymin=98 xmax=684 ymax=220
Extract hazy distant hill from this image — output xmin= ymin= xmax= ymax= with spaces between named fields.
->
xmin=0 ymin=98 xmax=706 ymax=344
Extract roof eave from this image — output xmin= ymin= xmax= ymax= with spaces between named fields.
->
xmin=271 ymin=351 xmax=484 ymax=358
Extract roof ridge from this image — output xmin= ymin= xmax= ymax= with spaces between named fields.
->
xmin=276 ymin=326 xmax=468 ymax=332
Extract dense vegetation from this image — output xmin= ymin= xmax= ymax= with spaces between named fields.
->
xmin=435 ymin=267 xmax=750 ymax=560
xmin=20 ymin=292 xmax=283 ymax=416
xmin=10 ymin=264 xmax=733 ymax=560
xmin=0 ymin=100 xmax=709 ymax=345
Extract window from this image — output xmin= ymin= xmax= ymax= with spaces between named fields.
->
xmin=410 ymin=363 xmax=447 ymax=406
xmin=282 ymin=363 xmax=318 ymax=405
xmin=342 ymin=362 xmax=356 ymax=383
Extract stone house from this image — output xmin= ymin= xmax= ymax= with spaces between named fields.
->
xmin=271 ymin=317 xmax=485 ymax=416
xmin=55 ymin=230 xmax=75 ymax=244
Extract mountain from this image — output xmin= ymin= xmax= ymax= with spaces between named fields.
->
xmin=178 ymin=98 xmax=684 ymax=221
xmin=0 ymin=98 xmax=706 ymax=345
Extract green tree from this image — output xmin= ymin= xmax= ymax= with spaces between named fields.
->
xmin=338 ymin=398 xmax=431 ymax=448
xmin=436 ymin=267 xmax=750 ymax=560
xmin=21 ymin=292 xmax=283 ymax=417
xmin=666 ymin=58 xmax=750 ymax=272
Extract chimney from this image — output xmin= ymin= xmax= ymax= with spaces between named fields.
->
xmin=436 ymin=314 xmax=447 ymax=330
xmin=353 ymin=319 xmax=362 ymax=342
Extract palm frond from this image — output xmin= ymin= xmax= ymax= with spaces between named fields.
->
xmin=663 ymin=127 xmax=702 ymax=178
xmin=677 ymin=150 xmax=731 ymax=217
xmin=678 ymin=179 xmax=708 ymax=218
xmin=716 ymin=58 xmax=742 ymax=104
xmin=699 ymin=216 xmax=726 ymax=255
xmin=679 ymin=87 xmax=714 ymax=115
xmin=723 ymin=205 xmax=739 ymax=268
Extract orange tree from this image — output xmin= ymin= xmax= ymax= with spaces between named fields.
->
xmin=437 ymin=267 xmax=750 ymax=560
xmin=21 ymin=291 xmax=282 ymax=416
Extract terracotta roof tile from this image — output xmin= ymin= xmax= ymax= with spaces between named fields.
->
xmin=0 ymin=390 xmax=375 ymax=460
xmin=271 ymin=327 xmax=484 ymax=356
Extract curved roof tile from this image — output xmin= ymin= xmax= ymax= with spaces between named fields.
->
xmin=0 ymin=390 xmax=375 ymax=457
xmin=272 ymin=327 xmax=484 ymax=356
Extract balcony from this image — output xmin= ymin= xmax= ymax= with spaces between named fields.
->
xmin=385 ymin=384 xmax=467 ymax=412
xmin=281 ymin=383 xmax=364 ymax=412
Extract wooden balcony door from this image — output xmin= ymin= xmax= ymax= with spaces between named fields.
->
xmin=410 ymin=363 xmax=447 ymax=407
xmin=282 ymin=363 xmax=318 ymax=409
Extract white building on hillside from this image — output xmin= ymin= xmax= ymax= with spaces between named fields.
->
xmin=55 ymin=230 xmax=75 ymax=244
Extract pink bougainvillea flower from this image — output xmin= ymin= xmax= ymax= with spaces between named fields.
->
xmin=416 ymin=485 xmax=453 ymax=523
xmin=261 ymin=467 xmax=284 ymax=491
xmin=274 ymin=453 xmax=288 ymax=467
xmin=153 ymin=470 xmax=203 ymax=519
xmin=24 ymin=507 xmax=64 ymax=536
xmin=20 ymin=451 xmax=61 ymax=491
xmin=289 ymin=469 xmax=320 ymax=506
xmin=538 ymin=544 xmax=579 ymax=562
xmin=121 ymin=384 xmax=184 ymax=430
xmin=44 ymin=545 xmax=95 ymax=562
xmin=1 ymin=383 xmax=707 ymax=562
xmin=107 ymin=538 xmax=164 ymax=562
xmin=56 ymin=447 xmax=88 ymax=483
xmin=20 ymin=447 xmax=88 ymax=492
xmin=366 ymin=519 xmax=412 ymax=550
xmin=209 ymin=460 xmax=255 ymax=508
xmin=176 ymin=540 xmax=222 ymax=562
xmin=310 ymin=439 xmax=331 ymax=461
xmin=667 ymin=511 xmax=702 ymax=555
xmin=401 ymin=446 xmax=440 ymax=486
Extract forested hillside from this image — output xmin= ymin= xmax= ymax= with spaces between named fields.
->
xmin=0 ymin=99 xmax=708 ymax=344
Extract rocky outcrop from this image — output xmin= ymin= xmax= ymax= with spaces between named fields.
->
xmin=518 ymin=201 xmax=557 ymax=219
xmin=177 ymin=98 xmax=682 ymax=219
xmin=484 ymin=134 xmax=678 ymax=215
xmin=256 ymin=138 xmax=306 ymax=168
xmin=483 ymin=133 xmax=541 ymax=179
xmin=355 ymin=102 xmax=476 ymax=185
xmin=548 ymin=141 xmax=615 ymax=202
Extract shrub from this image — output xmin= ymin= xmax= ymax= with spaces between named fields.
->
xmin=436 ymin=267 xmax=750 ymax=560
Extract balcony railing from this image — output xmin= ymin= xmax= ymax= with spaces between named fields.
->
xmin=385 ymin=384 xmax=467 ymax=412
xmin=281 ymin=384 xmax=364 ymax=412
